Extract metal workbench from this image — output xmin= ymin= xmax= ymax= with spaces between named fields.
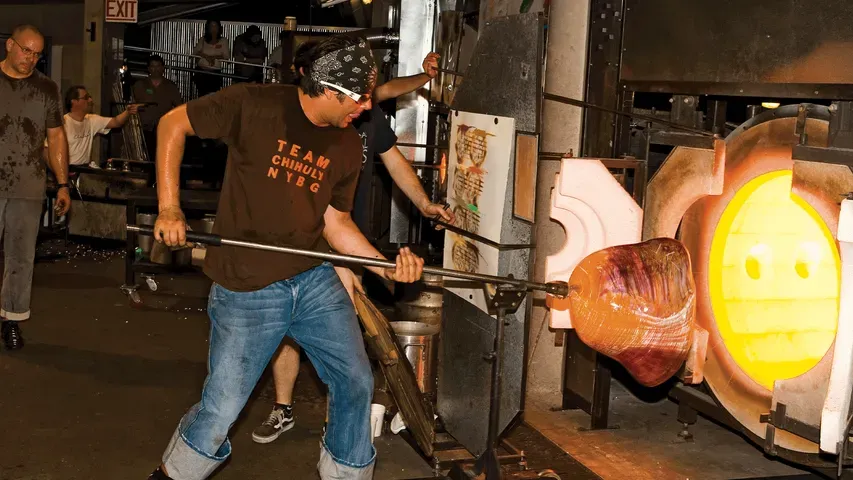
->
xmin=122 ymin=188 xmax=219 ymax=301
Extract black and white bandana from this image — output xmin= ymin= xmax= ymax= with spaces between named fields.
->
xmin=309 ymin=38 xmax=377 ymax=95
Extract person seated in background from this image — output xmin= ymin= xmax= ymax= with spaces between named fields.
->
xmin=132 ymin=55 xmax=183 ymax=163
xmin=233 ymin=25 xmax=267 ymax=83
xmin=193 ymin=19 xmax=229 ymax=97
xmin=56 ymin=85 xmax=140 ymax=168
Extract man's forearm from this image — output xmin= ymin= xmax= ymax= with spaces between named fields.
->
xmin=109 ymin=110 xmax=132 ymax=129
xmin=156 ymin=116 xmax=186 ymax=211
xmin=116 ymin=110 xmax=131 ymax=126
xmin=324 ymin=218 xmax=390 ymax=279
xmin=47 ymin=131 xmax=69 ymax=183
xmin=375 ymin=73 xmax=430 ymax=103
xmin=381 ymin=148 xmax=430 ymax=211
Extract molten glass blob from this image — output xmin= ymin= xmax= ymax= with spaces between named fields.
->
xmin=709 ymin=170 xmax=840 ymax=390
xmin=568 ymin=238 xmax=696 ymax=387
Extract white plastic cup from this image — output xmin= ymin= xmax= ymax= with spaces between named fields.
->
xmin=390 ymin=412 xmax=407 ymax=434
xmin=370 ymin=403 xmax=386 ymax=442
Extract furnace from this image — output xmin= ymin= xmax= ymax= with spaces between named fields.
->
xmin=538 ymin=0 xmax=853 ymax=475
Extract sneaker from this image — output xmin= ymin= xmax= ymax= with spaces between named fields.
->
xmin=1 ymin=321 xmax=24 ymax=350
xmin=88 ymin=161 xmax=101 ymax=169
xmin=252 ymin=404 xmax=295 ymax=444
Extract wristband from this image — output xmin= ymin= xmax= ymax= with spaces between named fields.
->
xmin=56 ymin=183 xmax=70 ymax=189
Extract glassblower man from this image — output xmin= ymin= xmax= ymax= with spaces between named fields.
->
xmin=251 ymin=46 xmax=454 ymax=444
xmin=147 ymin=34 xmax=424 ymax=480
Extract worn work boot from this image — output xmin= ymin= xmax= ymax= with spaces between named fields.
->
xmin=147 ymin=467 xmax=174 ymax=480
xmin=1 ymin=321 xmax=24 ymax=350
xmin=252 ymin=403 xmax=295 ymax=444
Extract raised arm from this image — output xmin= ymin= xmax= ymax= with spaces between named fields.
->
xmin=370 ymin=105 xmax=454 ymax=225
xmin=106 ymin=104 xmax=141 ymax=129
xmin=323 ymin=205 xmax=423 ymax=283
xmin=373 ymin=52 xmax=440 ymax=103
xmin=379 ymin=145 xmax=453 ymax=224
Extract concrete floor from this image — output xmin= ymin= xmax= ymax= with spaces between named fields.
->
xmin=526 ymin=381 xmax=822 ymax=480
xmin=0 ymin=241 xmax=433 ymax=480
xmin=0 ymin=239 xmax=836 ymax=480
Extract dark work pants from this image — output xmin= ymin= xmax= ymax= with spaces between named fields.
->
xmin=0 ymin=198 xmax=43 ymax=321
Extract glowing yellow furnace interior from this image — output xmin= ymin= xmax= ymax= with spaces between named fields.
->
xmin=709 ymin=170 xmax=840 ymax=390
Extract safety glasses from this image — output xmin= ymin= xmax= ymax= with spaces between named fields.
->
xmin=320 ymin=80 xmax=371 ymax=104
xmin=11 ymin=37 xmax=43 ymax=60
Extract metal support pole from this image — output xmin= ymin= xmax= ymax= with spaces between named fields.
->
xmin=447 ymin=286 xmax=526 ymax=480
xmin=474 ymin=303 xmax=509 ymax=480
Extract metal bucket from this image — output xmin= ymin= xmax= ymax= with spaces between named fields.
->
xmin=149 ymin=241 xmax=172 ymax=265
xmin=395 ymin=273 xmax=443 ymax=326
xmin=190 ymin=216 xmax=215 ymax=266
xmin=391 ymin=321 xmax=440 ymax=398
xmin=201 ymin=215 xmax=215 ymax=233
xmin=140 ymin=212 xmax=172 ymax=265
xmin=136 ymin=213 xmax=157 ymax=255
xmin=174 ymin=247 xmax=193 ymax=266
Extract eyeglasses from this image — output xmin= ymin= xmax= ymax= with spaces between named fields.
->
xmin=319 ymin=81 xmax=370 ymax=104
xmin=11 ymin=37 xmax=43 ymax=60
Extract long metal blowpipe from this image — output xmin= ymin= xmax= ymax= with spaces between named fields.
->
xmin=126 ymin=224 xmax=569 ymax=297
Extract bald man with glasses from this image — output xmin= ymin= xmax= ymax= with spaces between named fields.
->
xmin=0 ymin=24 xmax=71 ymax=351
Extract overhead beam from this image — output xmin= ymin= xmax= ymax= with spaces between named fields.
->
xmin=137 ymin=0 xmax=230 ymax=3
xmin=137 ymin=2 xmax=233 ymax=25
xmin=0 ymin=0 xmax=222 ymax=4
xmin=0 ymin=0 xmax=82 ymax=4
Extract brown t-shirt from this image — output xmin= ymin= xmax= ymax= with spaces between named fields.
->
xmin=0 ymin=69 xmax=63 ymax=199
xmin=186 ymin=84 xmax=361 ymax=291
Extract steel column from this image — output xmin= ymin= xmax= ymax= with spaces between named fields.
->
xmin=561 ymin=0 xmax=627 ymax=431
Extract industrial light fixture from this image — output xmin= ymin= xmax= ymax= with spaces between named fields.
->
xmin=761 ymin=102 xmax=781 ymax=109
xmin=363 ymin=0 xmax=372 ymax=4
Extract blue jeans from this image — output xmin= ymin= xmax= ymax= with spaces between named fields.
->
xmin=162 ymin=263 xmax=375 ymax=479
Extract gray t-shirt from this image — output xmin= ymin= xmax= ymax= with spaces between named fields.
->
xmin=0 ymin=69 xmax=63 ymax=199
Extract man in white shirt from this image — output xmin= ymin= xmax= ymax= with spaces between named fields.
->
xmin=61 ymin=85 xmax=140 ymax=167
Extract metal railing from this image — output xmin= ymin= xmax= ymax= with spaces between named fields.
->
xmin=123 ymin=45 xmax=278 ymax=100
xmin=144 ymin=19 xmax=372 ymax=100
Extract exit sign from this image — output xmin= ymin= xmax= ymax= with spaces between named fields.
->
xmin=106 ymin=0 xmax=138 ymax=23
